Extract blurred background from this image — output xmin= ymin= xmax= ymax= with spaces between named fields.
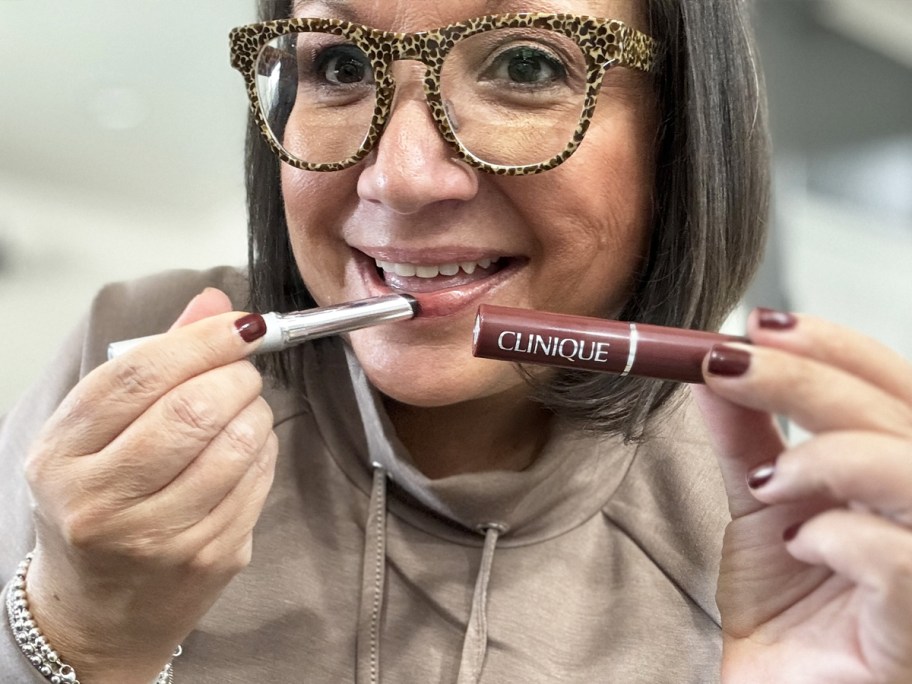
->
xmin=1 ymin=0 xmax=910 ymax=412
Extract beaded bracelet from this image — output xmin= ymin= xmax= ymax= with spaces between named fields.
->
xmin=5 ymin=553 xmax=180 ymax=684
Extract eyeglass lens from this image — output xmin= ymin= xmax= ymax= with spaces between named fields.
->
xmin=255 ymin=28 xmax=590 ymax=167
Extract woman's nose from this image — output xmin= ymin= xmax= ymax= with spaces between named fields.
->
xmin=357 ymin=69 xmax=479 ymax=214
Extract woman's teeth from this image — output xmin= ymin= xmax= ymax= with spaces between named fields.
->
xmin=375 ymin=258 xmax=496 ymax=279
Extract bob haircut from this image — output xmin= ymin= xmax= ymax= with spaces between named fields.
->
xmin=245 ymin=0 xmax=770 ymax=438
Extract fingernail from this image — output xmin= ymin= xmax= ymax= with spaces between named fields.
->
xmin=234 ymin=314 xmax=267 ymax=343
xmin=747 ymin=462 xmax=775 ymax=489
xmin=783 ymin=521 xmax=803 ymax=542
xmin=757 ymin=308 xmax=797 ymax=330
xmin=707 ymin=345 xmax=751 ymax=377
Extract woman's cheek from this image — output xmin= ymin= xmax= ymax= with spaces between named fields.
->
xmin=281 ymin=166 xmax=361 ymax=302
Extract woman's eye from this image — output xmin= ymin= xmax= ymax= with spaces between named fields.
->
xmin=485 ymin=46 xmax=566 ymax=85
xmin=314 ymin=46 xmax=372 ymax=85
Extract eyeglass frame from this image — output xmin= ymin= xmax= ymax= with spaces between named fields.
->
xmin=229 ymin=13 xmax=659 ymax=176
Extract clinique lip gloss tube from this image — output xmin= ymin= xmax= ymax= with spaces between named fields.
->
xmin=108 ymin=294 xmax=419 ymax=360
xmin=472 ymin=304 xmax=747 ymax=384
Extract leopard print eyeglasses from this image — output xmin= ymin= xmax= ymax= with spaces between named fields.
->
xmin=229 ymin=14 xmax=658 ymax=175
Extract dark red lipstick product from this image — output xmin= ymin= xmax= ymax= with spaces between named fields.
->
xmin=472 ymin=305 xmax=748 ymax=384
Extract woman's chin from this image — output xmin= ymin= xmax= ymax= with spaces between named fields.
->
xmin=353 ymin=350 xmax=525 ymax=409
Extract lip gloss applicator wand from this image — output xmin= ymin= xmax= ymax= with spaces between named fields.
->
xmin=108 ymin=293 xmax=419 ymax=360
xmin=472 ymin=304 xmax=747 ymax=384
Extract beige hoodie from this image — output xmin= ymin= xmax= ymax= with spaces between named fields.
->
xmin=1 ymin=267 xmax=729 ymax=683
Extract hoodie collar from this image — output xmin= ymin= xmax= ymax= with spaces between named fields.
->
xmin=302 ymin=341 xmax=638 ymax=546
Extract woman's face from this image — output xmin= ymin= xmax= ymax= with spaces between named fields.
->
xmin=282 ymin=0 xmax=657 ymax=408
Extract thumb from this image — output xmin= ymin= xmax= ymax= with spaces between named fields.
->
xmin=168 ymin=287 xmax=234 ymax=330
xmin=691 ymin=384 xmax=786 ymax=518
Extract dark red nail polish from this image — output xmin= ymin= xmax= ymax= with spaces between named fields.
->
xmin=747 ymin=463 xmax=775 ymax=489
xmin=234 ymin=314 xmax=267 ymax=343
xmin=707 ymin=345 xmax=751 ymax=377
xmin=757 ymin=308 xmax=797 ymax=330
xmin=783 ymin=522 xmax=803 ymax=542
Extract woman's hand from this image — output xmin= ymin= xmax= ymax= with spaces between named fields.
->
xmin=694 ymin=309 xmax=912 ymax=684
xmin=22 ymin=288 xmax=278 ymax=684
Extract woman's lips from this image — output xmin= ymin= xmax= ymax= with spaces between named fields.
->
xmin=354 ymin=250 xmax=524 ymax=317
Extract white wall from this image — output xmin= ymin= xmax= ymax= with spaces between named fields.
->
xmin=0 ymin=0 xmax=254 ymax=411
xmin=0 ymin=174 xmax=246 ymax=411
xmin=777 ymin=193 xmax=912 ymax=361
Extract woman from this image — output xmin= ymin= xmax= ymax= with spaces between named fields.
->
xmin=2 ymin=0 xmax=911 ymax=682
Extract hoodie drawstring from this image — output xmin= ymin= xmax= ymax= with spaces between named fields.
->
xmin=356 ymin=465 xmax=388 ymax=684
xmin=456 ymin=523 xmax=504 ymax=684
xmin=356 ymin=465 xmax=504 ymax=684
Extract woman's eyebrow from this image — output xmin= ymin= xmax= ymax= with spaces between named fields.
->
xmin=292 ymin=0 xmax=357 ymax=21
xmin=488 ymin=0 xmax=608 ymax=13
xmin=291 ymin=1 xmax=612 ymax=23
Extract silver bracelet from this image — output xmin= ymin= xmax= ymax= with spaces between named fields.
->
xmin=5 ymin=553 xmax=180 ymax=684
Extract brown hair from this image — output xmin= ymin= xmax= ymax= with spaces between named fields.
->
xmin=245 ymin=0 xmax=770 ymax=438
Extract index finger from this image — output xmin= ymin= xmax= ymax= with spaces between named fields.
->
xmin=702 ymin=342 xmax=912 ymax=438
xmin=748 ymin=309 xmax=912 ymax=406
xmin=35 ymin=311 xmax=267 ymax=459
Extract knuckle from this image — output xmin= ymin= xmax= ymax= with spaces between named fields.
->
xmin=227 ymin=359 xmax=264 ymax=398
xmin=165 ymin=393 xmax=222 ymax=439
xmin=102 ymin=525 xmax=181 ymax=565
xmin=251 ymin=432 xmax=279 ymax=479
xmin=189 ymin=541 xmax=250 ymax=578
xmin=110 ymin=534 xmax=162 ymax=564
xmin=61 ymin=506 xmax=180 ymax=563
xmin=60 ymin=509 xmax=105 ymax=551
xmin=53 ymin=392 xmax=93 ymax=431
xmin=220 ymin=399 xmax=274 ymax=463
xmin=112 ymin=359 xmax=162 ymax=398
xmin=223 ymin=418 xmax=265 ymax=459
xmin=234 ymin=539 xmax=254 ymax=569
xmin=185 ymin=552 xmax=218 ymax=577
xmin=222 ymin=536 xmax=255 ymax=573
xmin=238 ymin=360 xmax=265 ymax=394
xmin=23 ymin=447 xmax=50 ymax=490
xmin=252 ymin=395 xmax=274 ymax=425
